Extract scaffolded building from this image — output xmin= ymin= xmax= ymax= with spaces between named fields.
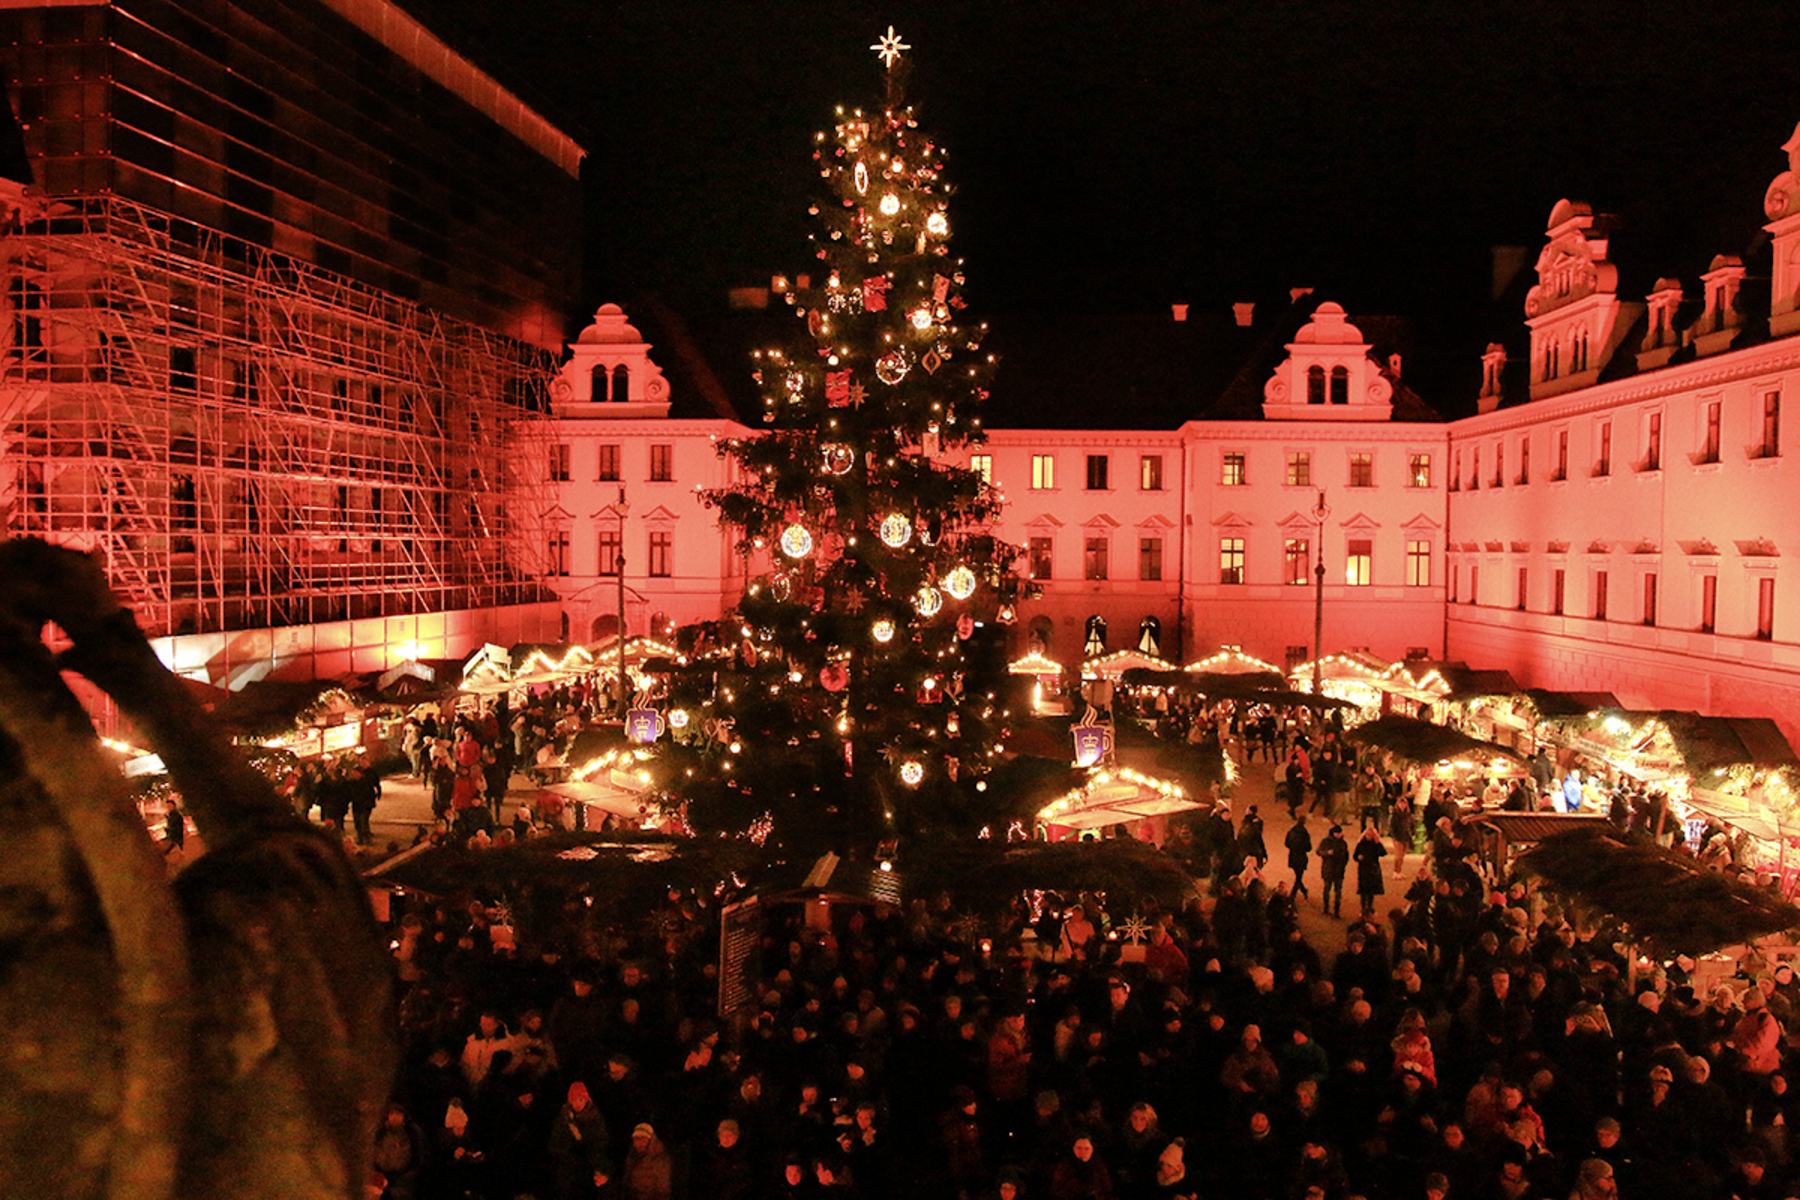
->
xmin=0 ymin=0 xmax=583 ymax=658
xmin=1 ymin=193 xmax=555 ymax=638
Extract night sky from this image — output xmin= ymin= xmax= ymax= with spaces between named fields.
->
xmin=419 ymin=1 xmax=1800 ymax=394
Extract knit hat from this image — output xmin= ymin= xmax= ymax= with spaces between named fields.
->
xmin=632 ymin=1123 xmax=656 ymax=1139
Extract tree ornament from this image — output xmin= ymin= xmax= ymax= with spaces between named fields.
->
xmin=944 ymin=565 xmax=977 ymax=599
xmin=861 ymin=275 xmax=891 ymax=311
xmin=875 ymin=352 xmax=910 ymax=385
xmin=914 ymin=585 xmax=943 ymax=616
xmin=823 ymin=444 xmax=855 ymax=475
xmin=926 ymin=211 xmax=948 ymax=236
xmin=826 ymin=370 xmax=852 ymax=407
xmin=843 ymin=586 xmax=867 ymax=613
xmin=946 ymin=711 xmax=961 ymax=736
xmin=820 ymin=662 xmax=849 ymax=692
xmin=770 ymin=573 xmax=793 ymax=601
xmin=780 ymin=523 xmax=814 ymax=559
xmin=854 ymin=161 xmax=869 ymax=195
xmin=899 ymin=760 xmax=924 ymax=786
xmin=922 ymin=349 xmax=943 ymax=374
xmin=910 ymin=306 xmax=933 ymax=331
xmin=879 ymin=513 xmax=913 ymax=548
xmin=879 ymin=193 xmax=900 ymax=216
xmin=872 ymin=617 xmax=896 ymax=643
xmin=669 ymin=708 xmax=690 ymax=729
xmin=997 ymin=603 xmax=1016 ymax=624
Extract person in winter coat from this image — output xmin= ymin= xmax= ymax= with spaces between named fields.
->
xmin=1734 ymin=984 xmax=1784 ymax=1079
xmin=1050 ymin=1134 xmax=1113 ymax=1200
xmin=550 ymin=1081 xmax=612 ymax=1199
xmin=1284 ymin=814 xmax=1313 ymax=899
xmin=1353 ymin=824 xmax=1387 ymax=918
xmin=1317 ymin=826 xmax=1350 ymax=918
xmin=1236 ymin=806 xmax=1268 ymax=870
xmin=622 ymin=1123 xmax=672 ymax=1200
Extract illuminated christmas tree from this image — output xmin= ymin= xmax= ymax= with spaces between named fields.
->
xmin=660 ymin=30 xmax=1027 ymax=860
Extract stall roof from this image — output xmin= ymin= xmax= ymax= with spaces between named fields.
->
xmin=1472 ymin=811 xmax=1612 ymax=845
xmin=1652 ymin=712 xmax=1800 ymax=774
xmin=1524 ymin=689 xmax=1623 ymax=719
xmin=1427 ymin=663 xmax=1521 ymax=700
xmin=1345 ymin=714 xmax=1527 ymax=764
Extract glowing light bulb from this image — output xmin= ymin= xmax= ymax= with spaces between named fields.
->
xmin=879 ymin=193 xmax=900 ymax=216
xmin=899 ymin=761 xmax=924 ymax=786
xmin=670 ymin=709 xmax=689 ymax=729
xmin=910 ymin=307 xmax=933 ymax=330
xmin=944 ymin=565 xmax=977 ymax=599
xmin=873 ymin=618 xmax=896 ymax=643
xmin=915 ymin=586 xmax=942 ymax=616
xmin=926 ymin=212 xmax=948 ymax=236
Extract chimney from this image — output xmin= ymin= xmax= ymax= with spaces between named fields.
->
xmin=1170 ymin=303 xmax=1189 ymax=322
xmin=1232 ymin=302 xmax=1254 ymax=327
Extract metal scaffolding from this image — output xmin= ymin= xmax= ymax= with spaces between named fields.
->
xmin=0 ymin=194 xmax=557 ymax=638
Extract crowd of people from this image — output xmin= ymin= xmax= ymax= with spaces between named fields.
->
xmin=368 ymin=715 xmax=1800 ymax=1200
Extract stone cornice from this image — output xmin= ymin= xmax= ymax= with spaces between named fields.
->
xmin=1453 ymin=338 xmax=1800 ymax=438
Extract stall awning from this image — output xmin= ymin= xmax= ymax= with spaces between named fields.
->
xmin=1083 ymin=649 xmax=1179 ymax=679
xmin=1037 ymin=769 xmax=1201 ymax=830
xmin=1524 ymin=689 xmax=1622 ymax=720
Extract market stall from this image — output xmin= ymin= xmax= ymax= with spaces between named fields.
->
xmin=1009 ymin=649 xmax=1070 ymax=715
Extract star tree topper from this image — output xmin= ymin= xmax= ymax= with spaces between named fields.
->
xmin=871 ymin=25 xmax=910 ymax=69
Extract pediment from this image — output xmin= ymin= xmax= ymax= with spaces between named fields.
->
xmin=1277 ymin=510 xmax=1317 ymax=532
xmin=1083 ymin=513 xmax=1121 ymax=530
xmin=1212 ymin=510 xmax=1254 ymax=529
xmin=639 ymin=504 xmax=681 ymax=526
xmin=1136 ymin=514 xmax=1175 ymax=530
xmin=544 ymin=504 xmax=575 ymax=522
xmin=1401 ymin=512 xmax=1442 ymax=533
xmin=1340 ymin=512 xmax=1380 ymax=533
xmin=1025 ymin=513 xmax=1064 ymax=530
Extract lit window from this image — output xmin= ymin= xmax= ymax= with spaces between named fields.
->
xmin=1084 ymin=536 xmax=1109 ymax=581
xmin=1288 ymin=451 xmax=1311 ymax=487
xmin=1406 ymin=540 xmax=1430 ymax=587
xmin=648 ymin=530 xmax=671 ymax=577
xmin=1345 ymin=538 xmax=1372 ymax=585
xmin=969 ymin=454 xmax=991 ymax=483
xmin=1408 ymin=454 xmax=1430 ymax=488
xmin=1086 ymin=455 xmax=1109 ymax=490
xmin=1139 ymin=537 xmax=1163 ymax=581
xmin=1140 ymin=455 xmax=1164 ymax=490
xmin=1029 ymin=536 xmax=1053 ymax=580
xmin=1032 ymin=454 xmax=1055 ymax=489
xmin=1348 ymin=453 xmax=1373 ymax=488
xmin=1221 ymin=452 xmax=1247 ymax=487
xmin=1219 ymin=537 xmax=1245 ymax=585
xmin=650 ymin=443 xmax=673 ymax=481
xmin=1285 ymin=538 xmax=1310 ymax=586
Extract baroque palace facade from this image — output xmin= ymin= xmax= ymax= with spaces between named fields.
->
xmin=547 ymin=123 xmax=1800 ymax=746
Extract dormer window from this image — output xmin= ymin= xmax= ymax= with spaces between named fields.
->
xmin=1307 ymin=365 xmax=1325 ymax=405
xmin=1330 ymin=365 xmax=1349 ymax=405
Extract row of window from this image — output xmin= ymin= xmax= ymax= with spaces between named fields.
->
xmin=1027 ymin=533 xmax=1434 ymax=587
xmin=991 ymin=450 xmax=1436 ymax=492
xmin=550 ymin=443 xmax=674 ymax=483
xmin=545 ymin=529 xmax=672 ymax=577
xmin=1454 ymin=391 xmax=1781 ymax=490
xmin=1453 ymin=564 xmax=1776 ymax=639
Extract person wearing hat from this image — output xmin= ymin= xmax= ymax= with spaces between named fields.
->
xmin=1317 ymin=824 xmax=1350 ymax=918
xmin=1733 ymin=981 xmax=1784 ymax=1078
xmin=1220 ymin=1023 xmax=1281 ymax=1100
xmin=623 ymin=1122 xmax=671 ymax=1200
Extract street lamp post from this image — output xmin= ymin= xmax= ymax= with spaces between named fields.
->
xmin=1312 ymin=488 xmax=1329 ymax=704
xmin=615 ymin=486 xmax=629 ymax=720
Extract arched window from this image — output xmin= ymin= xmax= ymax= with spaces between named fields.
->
xmin=1083 ymin=615 xmax=1107 ymax=657
xmin=590 ymin=613 xmax=620 ymax=642
xmin=559 ymin=611 xmax=571 ymax=641
xmin=612 ymin=363 xmax=630 ymax=403
xmin=1329 ymin=365 xmax=1349 ymax=404
xmin=591 ymin=363 xmax=608 ymax=401
xmin=1307 ymin=365 xmax=1325 ymax=404
xmin=1137 ymin=616 xmax=1161 ymax=656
